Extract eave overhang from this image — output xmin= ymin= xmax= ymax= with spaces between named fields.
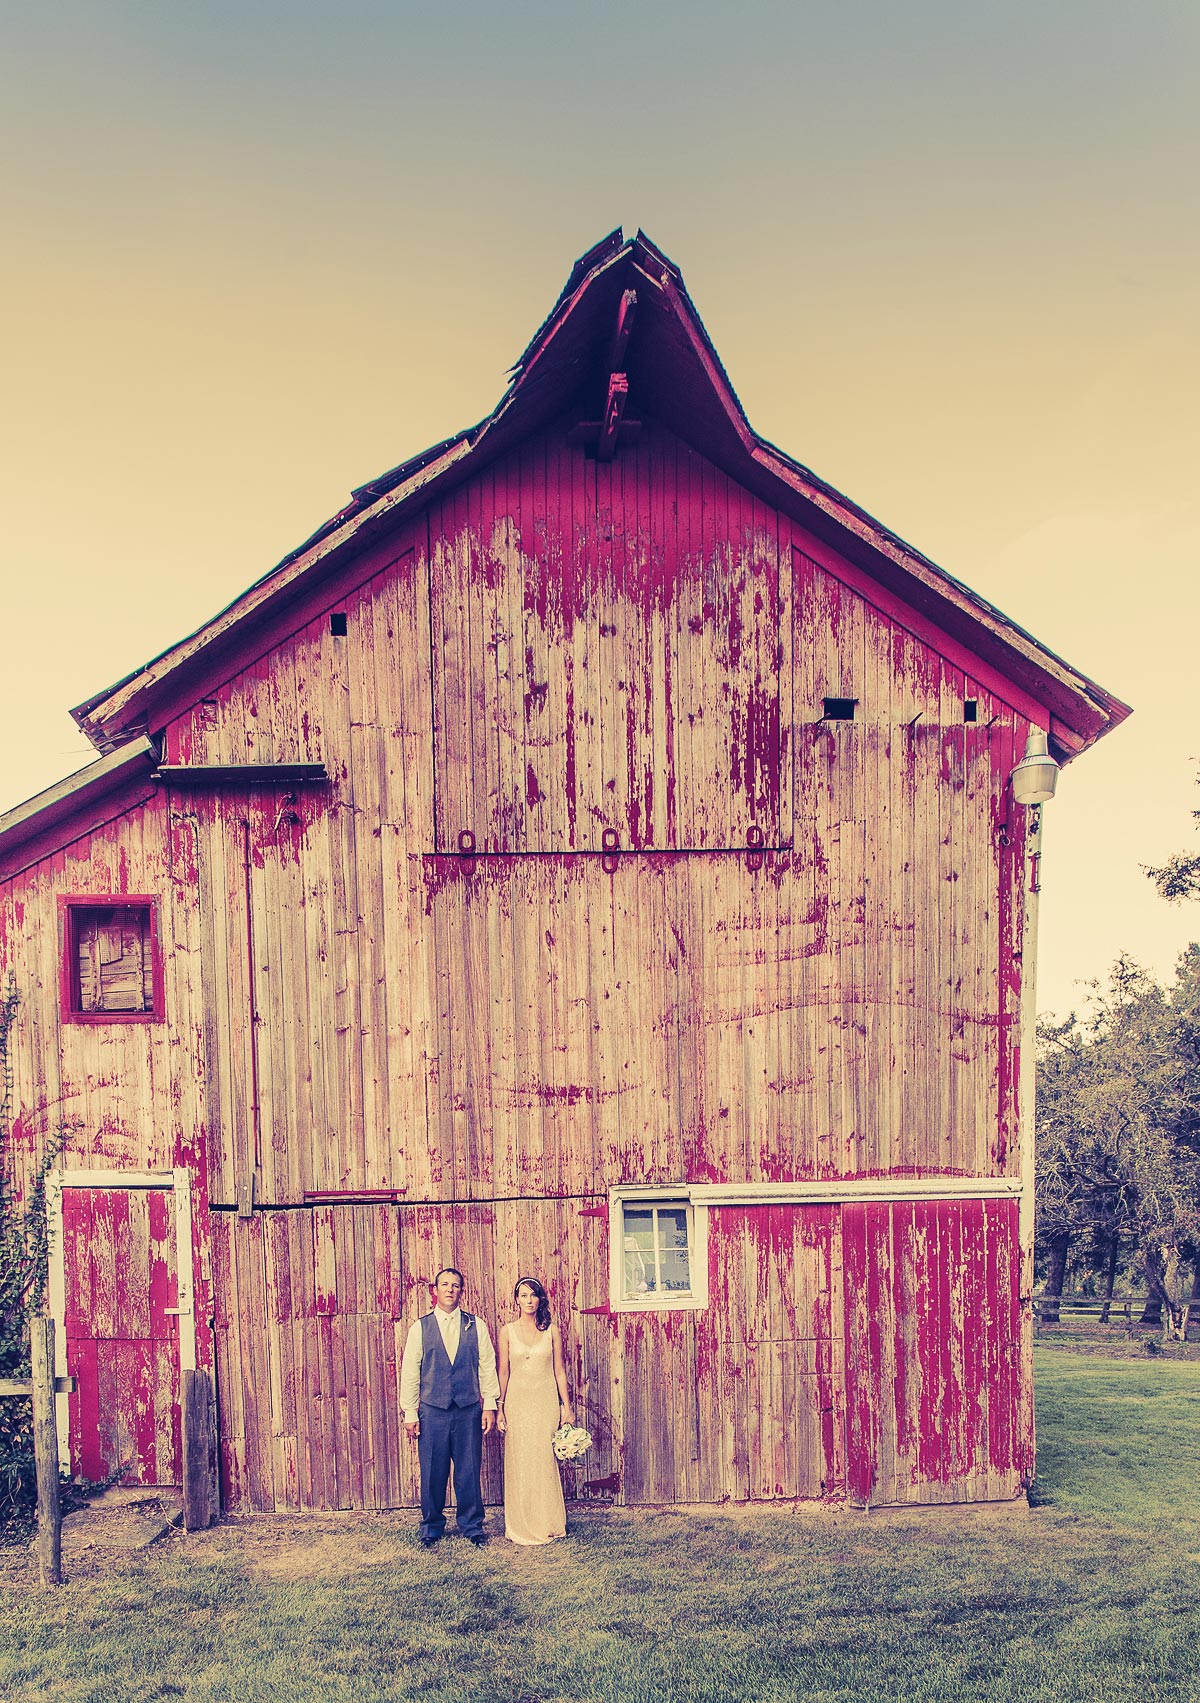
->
xmin=0 ymin=737 xmax=159 ymax=883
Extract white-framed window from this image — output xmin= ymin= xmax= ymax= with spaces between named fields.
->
xmin=608 ymin=1188 xmax=709 ymax=1312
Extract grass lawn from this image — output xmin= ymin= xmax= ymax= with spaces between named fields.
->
xmin=2 ymin=1349 xmax=1198 ymax=1703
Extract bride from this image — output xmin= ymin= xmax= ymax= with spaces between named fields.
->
xmin=497 ymin=1276 xmax=575 ymax=1545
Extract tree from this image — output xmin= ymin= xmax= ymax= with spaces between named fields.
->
xmin=1035 ymin=953 xmax=1200 ymax=1336
xmin=1146 ymin=770 xmax=1200 ymax=901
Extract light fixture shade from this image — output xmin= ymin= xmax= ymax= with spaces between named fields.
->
xmin=1011 ymin=728 xmax=1059 ymax=805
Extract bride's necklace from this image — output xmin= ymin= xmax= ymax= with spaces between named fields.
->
xmin=515 ymin=1320 xmax=540 ymax=1360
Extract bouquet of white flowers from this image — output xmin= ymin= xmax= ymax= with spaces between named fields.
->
xmin=551 ymin=1423 xmax=593 ymax=1462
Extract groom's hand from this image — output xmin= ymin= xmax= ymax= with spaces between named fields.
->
xmin=405 ymin=1418 xmax=420 ymax=1442
xmin=481 ymin=1410 xmax=497 ymax=1435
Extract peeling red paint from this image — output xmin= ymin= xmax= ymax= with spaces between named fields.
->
xmin=513 ymin=1080 xmax=624 ymax=1108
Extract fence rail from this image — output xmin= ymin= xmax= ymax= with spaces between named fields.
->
xmin=1033 ymin=1294 xmax=1199 ymax=1341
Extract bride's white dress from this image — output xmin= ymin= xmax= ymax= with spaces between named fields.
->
xmin=502 ymin=1323 xmax=567 ymax=1545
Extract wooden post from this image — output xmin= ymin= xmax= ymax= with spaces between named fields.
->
xmin=30 ymin=1317 xmax=62 ymax=1587
xmin=181 ymin=1368 xmax=217 ymax=1531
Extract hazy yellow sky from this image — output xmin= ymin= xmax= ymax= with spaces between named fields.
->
xmin=2 ymin=0 xmax=1197 ymax=1016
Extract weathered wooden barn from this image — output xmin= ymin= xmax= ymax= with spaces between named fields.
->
xmin=0 ymin=230 xmax=1129 ymax=1514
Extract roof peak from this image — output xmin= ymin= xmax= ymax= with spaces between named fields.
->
xmin=69 ymin=229 xmax=1130 ymax=761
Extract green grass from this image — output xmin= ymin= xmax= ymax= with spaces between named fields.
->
xmin=1032 ymin=1348 xmax=1200 ymax=1535
xmin=2 ymin=1351 xmax=1199 ymax=1703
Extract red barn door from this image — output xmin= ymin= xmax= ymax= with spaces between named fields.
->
xmin=843 ymin=1197 xmax=1025 ymax=1506
xmin=59 ymin=1183 xmax=183 ymax=1487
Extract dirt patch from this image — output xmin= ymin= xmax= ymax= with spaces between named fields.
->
xmin=622 ymin=1496 xmax=1031 ymax=1530
xmin=0 ymin=1496 xmax=1042 ymax=1595
xmin=0 ymin=1491 xmax=185 ymax=1590
xmin=231 ymin=1525 xmax=406 ymax=1581
xmin=188 ymin=1510 xmax=424 ymax=1582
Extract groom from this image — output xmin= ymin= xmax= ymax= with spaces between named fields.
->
xmin=400 ymin=1266 xmax=500 ymax=1547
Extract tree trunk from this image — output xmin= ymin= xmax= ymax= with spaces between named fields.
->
xmin=1040 ymin=1233 xmax=1071 ymax=1326
xmin=1139 ymin=1295 xmax=1163 ymax=1326
xmin=1186 ymin=1262 xmax=1200 ymax=1343
xmin=1139 ymin=1246 xmax=1168 ymax=1329
xmin=1098 ymin=1235 xmax=1120 ymax=1324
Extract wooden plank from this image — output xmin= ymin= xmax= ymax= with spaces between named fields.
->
xmin=181 ymin=1368 xmax=217 ymax=1530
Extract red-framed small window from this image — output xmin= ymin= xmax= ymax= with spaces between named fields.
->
xmin=58 ymin=896 xmax=165 ymax=1024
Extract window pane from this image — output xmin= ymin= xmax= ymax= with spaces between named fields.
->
xmin=657 ymin=1209 xmax=690 ymax=1291
xmin=624 ymin=1251 xmax=654 ymax=1294
xmin=659 ymin=1209 xmax=689 ymax=1249
xmin=623 ymin=1210 xmax=656 ymax=1249
xmin=623 ymin=1210 xmax=656 ymax=1295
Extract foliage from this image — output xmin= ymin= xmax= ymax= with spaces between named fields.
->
xmin=1145 ymin=769 xmax=1200 ymax=901
xmin=1036 ymin=951 xmax=1200 ymax=1328
xmin=0 ymin=978 xmax=66 ymax=1530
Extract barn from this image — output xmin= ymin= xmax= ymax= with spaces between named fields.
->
xmin=0 ymin=229 xmax=1129 ymax=1515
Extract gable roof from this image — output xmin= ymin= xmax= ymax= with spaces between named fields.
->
xmin=70 ymin=227 xmax=1128 ymax=761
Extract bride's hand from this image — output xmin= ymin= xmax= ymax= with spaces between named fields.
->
xmin=562 ymin=1406 xmax=575 ymax=1426
xmin=496 ymin=1410 xmax=507 ymax=1434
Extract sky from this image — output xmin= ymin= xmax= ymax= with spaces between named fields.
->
xmin=2 ymin=0 xmax=1198 ymax=1019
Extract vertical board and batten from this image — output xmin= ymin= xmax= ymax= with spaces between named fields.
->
xmin=209 ymin=1199 xmax=616 ymax=1513
xmin=138 ymin=417 xmax=1031 ymax=1213
xmin=209 ymin=1194 xmax=1025 ymax=1511
xmin=427 ymin=422 xmax=790 ymax=854
xmin=0 ymin=411 xmax=1038 ymax=1511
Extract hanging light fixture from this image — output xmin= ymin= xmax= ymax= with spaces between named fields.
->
xmin=1010 ymin=728 xmax=1059 ymax=806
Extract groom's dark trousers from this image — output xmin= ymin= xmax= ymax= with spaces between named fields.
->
xmin=418 ymin=1402 xmax=485 ymax=1540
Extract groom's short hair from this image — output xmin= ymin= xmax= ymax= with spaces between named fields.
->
xmin=433 ymin=1266 xmax=464 ymax=1286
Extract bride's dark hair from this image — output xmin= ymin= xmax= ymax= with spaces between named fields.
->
xmin=513 ymin=1276 xmax=551 ymax=1331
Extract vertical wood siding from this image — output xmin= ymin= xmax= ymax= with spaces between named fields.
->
xmin=208 ymin=1197 xmax=1024 ymax=1513
xmin=210 ymin=1199 xmax=614 ymax=1512
xmin=0 ymin=414 xmax=1037 ymax=1508
xmin=428 ymin=426 xmax=789 ymax=852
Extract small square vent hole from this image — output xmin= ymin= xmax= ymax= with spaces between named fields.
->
xmin=822 ymin=698 xmax=857 ymax=721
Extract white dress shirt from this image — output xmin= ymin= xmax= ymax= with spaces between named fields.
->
xmin=399 ymin=1306 xmax=500 ymax=1424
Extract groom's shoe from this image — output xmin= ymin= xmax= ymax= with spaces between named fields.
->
xmin=468 ymin=1535 xmax=487 ymax=1547
xmin=419 ymin=1531 xmax=441 ymax=1548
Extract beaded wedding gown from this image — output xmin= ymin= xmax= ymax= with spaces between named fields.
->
xmin=502 ymin=1324 xmax=567 ymax=1545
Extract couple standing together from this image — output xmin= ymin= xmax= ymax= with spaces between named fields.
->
xmin=399 ymin=1268 xmax=576 ymax=1547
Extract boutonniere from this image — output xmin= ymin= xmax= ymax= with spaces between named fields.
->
xmin=462 ymin=1314 xmax=474 ymax=1331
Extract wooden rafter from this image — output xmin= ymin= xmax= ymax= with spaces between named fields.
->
xmin=596 ymin=372 xmax=629 ymax=462
xmin=607 ymin=288 xmax=638 ymax=371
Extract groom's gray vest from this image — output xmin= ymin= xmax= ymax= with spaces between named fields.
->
xmin=418 ymin=1310 xmax=482 ymax=1409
